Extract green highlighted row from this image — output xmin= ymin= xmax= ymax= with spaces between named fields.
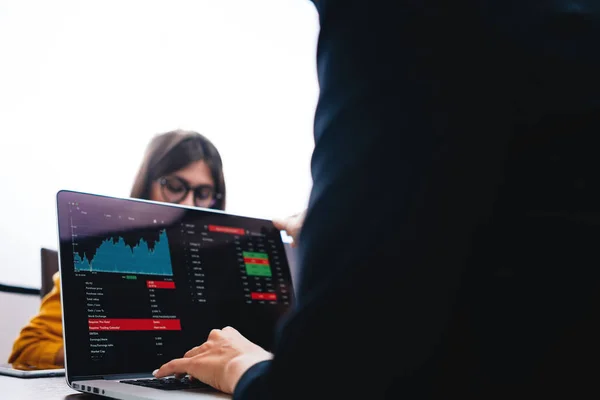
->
xmin=245 ymin=264 xmax=272 ymax=277
xmin=243 ymin=251 xmax=268 ymax=259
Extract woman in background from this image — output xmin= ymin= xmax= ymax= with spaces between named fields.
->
xmin=8 ymin=129 xmax=227 ymax=369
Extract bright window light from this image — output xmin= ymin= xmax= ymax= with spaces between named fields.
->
xmin=0 ymin=0 xmax=320 ymax=288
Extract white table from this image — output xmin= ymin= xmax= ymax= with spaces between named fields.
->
xmin=1 ymin=375 xmax=92 ymax=399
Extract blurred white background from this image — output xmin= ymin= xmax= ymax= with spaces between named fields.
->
xmin=0 ymin=0 xmax=320 ymax=288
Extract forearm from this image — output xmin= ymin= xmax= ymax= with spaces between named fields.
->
xmin=9 ymin=329 xmax=64 ymax=369
xmin=9 ymin=274 xmax=64 ymax=369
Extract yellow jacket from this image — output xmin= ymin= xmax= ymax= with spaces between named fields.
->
xmin=8 ymin=272 xmax=63 ymax=369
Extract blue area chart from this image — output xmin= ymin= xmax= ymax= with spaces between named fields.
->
xmin=74 ymin=229 xmax=173 ymax=276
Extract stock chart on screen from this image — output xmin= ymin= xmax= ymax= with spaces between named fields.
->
xmin=69 ymin=202 xmax=173 ymax=276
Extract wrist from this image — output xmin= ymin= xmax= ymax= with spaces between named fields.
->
xmin=54 ymin=345 xmax=65 ymax=366
xmin=225 ymin=352 xmax=273 ymax=393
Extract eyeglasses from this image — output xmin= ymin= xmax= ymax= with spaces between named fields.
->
xmin=158 ymin=176 xmax=222 ymax=208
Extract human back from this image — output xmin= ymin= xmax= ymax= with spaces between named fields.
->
xmin=277 ymin=1 xmax=600 ymax=398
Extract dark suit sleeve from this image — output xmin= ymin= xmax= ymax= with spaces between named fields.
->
xmin=233 ymin=361 xmax=270 ymax=400
xmin=233 ymin=0 xmax=600 ymax=398
xmin=233 ymin=2 xmax=494 ymax=398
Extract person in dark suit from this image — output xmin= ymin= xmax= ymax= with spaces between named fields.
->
xmin=155 ymin=1 xmax=600 ymax=398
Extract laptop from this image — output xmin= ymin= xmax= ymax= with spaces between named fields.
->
xmin=0 ymin=363 xmax=64 ymax=379
xmin=56 ymin=190 xmax=295 ymax=399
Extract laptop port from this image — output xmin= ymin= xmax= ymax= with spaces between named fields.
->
xmin=93 ymin=387 xmax=99 ymax=394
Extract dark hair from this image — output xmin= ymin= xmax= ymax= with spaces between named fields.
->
xmin=130 ymin=129 xmax=226 ymax=210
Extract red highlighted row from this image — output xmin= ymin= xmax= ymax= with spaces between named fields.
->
xmin=243 ymin=258 xmax=269 ymax=265
xmin=147 ymin=280 xmax=175 ymax=289
xmin=88 ymin=318 xmax=181 ymax=331
xmin=208 ymin=225 xmax=245 ymax=236
xmin=251 ymin=292 xmax=277 ymax=301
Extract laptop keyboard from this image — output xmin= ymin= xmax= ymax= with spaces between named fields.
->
xmin=121 ymin=376 xmax=214 ymax=391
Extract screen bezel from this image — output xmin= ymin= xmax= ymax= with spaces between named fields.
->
xmin=56 ymin=189 xmax=294 ymax=384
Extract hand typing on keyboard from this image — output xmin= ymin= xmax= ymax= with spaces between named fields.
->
xmin=153 ymin=326 xmax=272 ymax=394
xmin=121 ymin=376 xmax=214 ymax=391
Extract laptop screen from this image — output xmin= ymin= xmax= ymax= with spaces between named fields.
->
xmin=56 ymin=190 xmax=294 ymax=380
